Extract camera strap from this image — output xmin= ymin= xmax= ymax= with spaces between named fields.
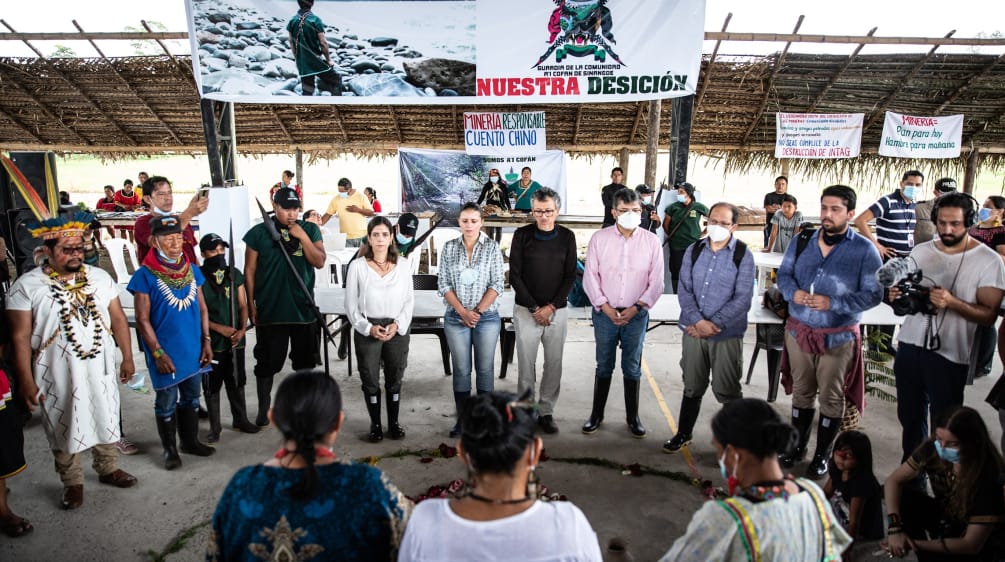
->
xmin=926 ymin=244 xmax=968 ymax=351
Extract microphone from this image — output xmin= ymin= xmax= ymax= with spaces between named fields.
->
xmin=875 ymin=257 xmax=914 ymax=288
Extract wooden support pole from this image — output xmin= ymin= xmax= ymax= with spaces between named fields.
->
xmin=644 ymin=100 xmax=661 ymax=189
xmin=964 ymin=148 xmax=979 ymax=194
xmin=295 ymin=149 xmax=304 ymax=190
xmin=619 ymin=147 xmax=630 ymax=178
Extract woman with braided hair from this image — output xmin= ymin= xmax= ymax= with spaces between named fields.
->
xmin=208 ymin=371 xmax=411 ymax=562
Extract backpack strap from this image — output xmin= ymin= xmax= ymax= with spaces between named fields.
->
xmin=795 ymin=478 xmax=841 ymax=562
xmin=717 ymin=498 xmax=762 ymax=562
xmin=793 ymin=228 xmax=816 ymax=261
xmin=690 ymin=239 xmax=748 ymax=269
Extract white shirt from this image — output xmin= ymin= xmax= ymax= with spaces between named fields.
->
xmin=399 ymin=498 xmax=602 ymax=562
xmin=344 ymin=256 xmax=414 ymax=335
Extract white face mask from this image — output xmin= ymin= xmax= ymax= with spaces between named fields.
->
xmin=489 ymin=176 xmax=499 ymax=183
xmin=642 ymin=196 xmax=653 ymax=205
xmin=153 ymin=207 xmax=172 ymax=216
xmin=617 ymin=211 xmax=641 ymax=230
xmin=707 ymin=224 xmax=731 ymax=243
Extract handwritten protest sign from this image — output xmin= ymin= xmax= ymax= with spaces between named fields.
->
xmin=879 ymin=112 xmax=963 ymax=158
xmin=774 ymin=113 xmax=863 ymax=159
xmin=464 ymin=112 xmax=546 ymax=156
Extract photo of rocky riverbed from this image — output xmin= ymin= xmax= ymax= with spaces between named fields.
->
xmin=189 ymin=0 xmax=476 ymax=99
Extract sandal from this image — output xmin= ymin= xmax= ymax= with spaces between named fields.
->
xmin=1 ymin=517 xmax=33 ymax=538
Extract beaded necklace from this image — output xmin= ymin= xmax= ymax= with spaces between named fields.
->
xmin=142 ymin=250 xmax=198 ymax=311
xmin=738 ymin=476 xmax=793 ymax=503
xmin=42 ymin=265 xmax=105 ymax=360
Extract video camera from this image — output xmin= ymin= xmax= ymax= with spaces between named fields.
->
xmin=875 ymin=257 xmax=936 ymax=316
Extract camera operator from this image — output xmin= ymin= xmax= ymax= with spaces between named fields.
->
xmin=890 ymin=192 xmax=1005 ymax=462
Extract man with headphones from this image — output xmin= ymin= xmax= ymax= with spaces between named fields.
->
xmin=890 ymin=192 xmax=1005 ymax=461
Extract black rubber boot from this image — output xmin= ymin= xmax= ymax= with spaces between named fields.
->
xmin=386 ymin=392 xmax=405 ymax=440
xmin=663 ymin=395 xmax=702 ymax=453
xmin=155 ymin=416 xmax=182 ymax=471
xmin=449 ymin=391 xmax=469 ymax=438
xmin=365 ymin=392 xmax=383 ymax=442
xmin=780 ymin=407 xmax=815 ymax=468
xmin=806 ymin=415 xmax=841 ymax=479
xmin=178 ymin=407 xmax=216 ymax=457
xmin=254 ymin=376 xmax=274 ymax=427
xmin=624 ymin=379 xmax=646 ymax=438
xmin=206 ymin=392 xmax=221 ymax=443
xmin=582 ymin=377 xmax=613 ymax=434
xmin=226 ymin=386 xmax=260 ymax=434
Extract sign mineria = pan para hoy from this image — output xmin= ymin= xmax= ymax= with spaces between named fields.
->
xmin=879 ymin=112 xmax=964 ymax=159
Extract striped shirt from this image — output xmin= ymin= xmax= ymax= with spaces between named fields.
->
xmin=868 ymin=191 xmax=916 ymax=256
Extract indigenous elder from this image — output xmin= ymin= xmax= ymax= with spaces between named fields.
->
xmin=510 ymin=166 xmax=543 ymax=212
xmin=245 ymin=188 xmax=325 ymax=426
xmin=661 ymin=399 xmax=851 ymax=561
xmin=133 ymin=175 xmax=207 ymax=264
xmin=345 ymin=217 xmax=414 ymax=443
xmin=321 ymin=177 xmax=373 ymax=247
xmin=198 ymin=234 xmax=259 ymax=443
xmin=884 ymin=406 xmax=1005 ymax=560
xmin=762 ymin=175 xmax=788 ymax=247
xmin=583 ymin=188 xmax=663 ymax=438
xmin=913 ymin=177 xmax=957 ymax=245
xmin=399 ymin=390 xmax=602 ymax=561
xmin=663 ymin=203 xmax=755 ymax=454
xmin=776 ymin=185 xmax=882 ymax=479
xmin=129 ymin=215 xmax=215 ymax=470
xmin=287 ymin=0 xmax=342 ymax=96
xmin=600 ymin=167 xmax=627 ymax=227
xmin=438 ymin=203 xmax=505 ymax=437
xmin=476 ymin=168 xmax=510 ymax=242
xmin=663 ymin=182 xmax=708 ymax=293
xmin=510 ymin=188 xmax=577 ymax=434
xmin=8 ymin=212 xmax=138 ymax=509
xmin=208 ymin=372 xmax=410 ymax=561
xmin=891 ymin=192 xmax=1005 ymax=462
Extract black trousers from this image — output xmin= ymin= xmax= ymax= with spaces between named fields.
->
xmin=253 ymin=322 xmax=319 ymax=378
xmin=205 ymin=349 xmax=246 ymax=394
xmin=669 ymin=248 xmax=687 ymax=294
xmin=894 ymin=342 xmax=968 ymax=461
xmin=302 ymin=69 xmax=342 ymax=96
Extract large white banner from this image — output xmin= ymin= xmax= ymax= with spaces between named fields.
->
xmin=464 ymin=111 xmax=546 ymax=156
xmin=186 ymin=0 xmax=705 ymax=105
xmin=878 ymin=112 xmax=964 ymax=158
xmin=775 ymin=113 xmax=863 ymax=159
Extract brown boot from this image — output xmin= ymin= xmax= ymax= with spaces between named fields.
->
xmin=60 ymin=485 xmax=83 ymax=510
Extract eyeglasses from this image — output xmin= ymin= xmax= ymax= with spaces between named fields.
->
xmin=60 ymin=246 xmax=85 ymax=256
xmin=707 ymin=220 xmax=733 ymax=227
xmin=531 ymin=209 xmax=557 ymax=217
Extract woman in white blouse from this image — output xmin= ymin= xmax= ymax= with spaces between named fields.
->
xmin=344 ymin=216 xmax=414 ymax=442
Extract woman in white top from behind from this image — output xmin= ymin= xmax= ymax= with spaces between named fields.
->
xmin=344 ymin=216 xmax=414 ymax=443
xmin=399 ymin=390 xmax=602 ymax=562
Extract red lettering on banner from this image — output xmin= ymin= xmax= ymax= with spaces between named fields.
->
xmin=902 ymin=115 xmax=937 ymax=126
xmin=475 ymin=77 xmax=582 ymax=97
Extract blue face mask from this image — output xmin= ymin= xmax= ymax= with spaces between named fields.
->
xmin=395 ymin=233 xmax=413 ymax=245
xmin=153 ymin=207 xmax=172 ymax=216
xmin=979 ymin=207 xmax=993 ymax=222
xmin=677 ymin=193 xmax=688 ymax=204
xmin=902 ymin=186 xmax=918 ymax=201
xmin=935 ymin=440 xmax=961 ymax=463
xmin=338 ymin=191 xmax=349 ymax=199
xmin=156 ymin=249 xmax=181 ymax=264
xmin=718 ymin=451 xmax=729 ymax=481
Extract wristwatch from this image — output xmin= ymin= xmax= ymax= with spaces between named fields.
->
xmin=634 ymin=303 xmax=645 ymax=312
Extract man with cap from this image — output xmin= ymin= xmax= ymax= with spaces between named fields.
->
xmin=663 ymin=182 xmax=708 ymax=293
xmin=763 ymin=176 xmax=788 ymax=247
xmin=198 ymin=233 xmax=259 ymax=443
xmin=244 ymin=188 xmax=326 ymax=426
xmin=395 ymin=213 xmax=420 ymax=258
xmin=322 ymin=177 xmax=373 ymax=247
xmin=636 ymin=184 xmax=660 ymax=233
xmin=9 ymin=212 xmax=138 ymax=508
xmin=129 ymin=215 xmax=215 ymax=470
xmin=133 ymin=176 xmax=207 ymax=264
xmin=600 ymin=167 xmax=627 ymax=227
xmin=913 ymin=177 xmax=957 ymax=244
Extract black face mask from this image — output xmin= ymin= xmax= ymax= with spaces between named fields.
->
xmin=201 ymin=255 xmax=228 ymax=287
xmin=821 ymin=230 xmax=845 ymax=246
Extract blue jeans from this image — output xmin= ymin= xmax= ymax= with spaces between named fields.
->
xmin=444 ymin=309 xmax=500 ymax=394
xmin=154 ymin=376 xmax=203 ymax=418
xmin=593 ymin=308 xmax=649 ymax=381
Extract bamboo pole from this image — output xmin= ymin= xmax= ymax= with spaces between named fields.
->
xmin=644 ymin=100 xmax=661 ymax=188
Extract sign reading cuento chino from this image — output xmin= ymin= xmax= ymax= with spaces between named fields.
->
xmin=878 ymin=112 xmax=964 ymax=158
xmin=774 ymin=113 xmax=864 ymax=159
xmin=186 ymin=0 xmax=705 ymax=104
xmin=464 ymin=112 xmax=546 ymax=156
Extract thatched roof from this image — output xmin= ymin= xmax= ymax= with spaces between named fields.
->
xmin=1 ymin=48 xmax=1005 ymax=178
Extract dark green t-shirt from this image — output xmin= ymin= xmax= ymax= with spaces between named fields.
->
xmin=201 ymin=266 xmax=246 ymax=353
xmin=286 ymin=10 xmax=330 ymax=76
xmin=509 ymin=180 xmax=543 ymax=211
xmin=244 ymin=220 xmax=322 ymax=325
xmin=664 ymin=201 xmax=709 ymax=250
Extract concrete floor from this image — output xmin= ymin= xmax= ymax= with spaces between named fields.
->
xmin=3 ymin=316 xmax=1002 ymax=561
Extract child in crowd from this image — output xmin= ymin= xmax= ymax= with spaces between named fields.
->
xmin=824 ymin=430 xmax=885 ymax=553
xmin=764 ymin=194 xmax=803 ymax=253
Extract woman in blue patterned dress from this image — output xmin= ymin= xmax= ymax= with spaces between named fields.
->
xmin=207 ymin=371 xmax=411 ymax=561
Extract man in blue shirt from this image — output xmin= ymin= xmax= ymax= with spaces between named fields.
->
xmin=663 ymin=202 xmax=755 ymax=454
xmin=776 ymin=185 xmax=883 ymax=478
xmin=854 ymin=170 xmax=922 ymax=260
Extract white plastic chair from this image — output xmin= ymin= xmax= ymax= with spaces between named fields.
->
xmin=104 ymin=238 xmax=138 ymax=284
xmin=323 ymin=232 xmax=347 ymax=251
xmin=428 ymin=228 xmax=461 ymax=275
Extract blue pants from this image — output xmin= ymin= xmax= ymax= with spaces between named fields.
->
xmin=894 ymin=342 xmax=968 ymax=462
xmin=154 ymin=376 xmax=203 ymax=419
xmin=592 ymin=308 xmax=649 ymax=381
xmin=444 ymin=309 xmax=500 ymax=394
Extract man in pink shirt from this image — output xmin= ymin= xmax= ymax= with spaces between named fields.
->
xmin=582 ymin=187 xmax=664 ymax=438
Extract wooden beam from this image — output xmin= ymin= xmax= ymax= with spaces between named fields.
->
xmin=572 ymin=106 xmax=584 ymax=145
xmin=695 ymin=12 xmax=732 ymax=114
xmin=265 ymin=106 xmax=295 ymax=144
xmin=963 ymin=148 xmax=979 ymax=194
xmin=967 ymin=105 xmax=1005 ymax=145
xmin=934 ymin=52 xmax=1005 ymax=114
xmin=619 ymin=147 xmax=630 ymax=177
xmin=0 ymin=31 xmax=187 ymax=41
xmin=295 ymin=148 xmax=304 ymax=189
xmin=1 ymin=19 xmax=140 ymax=146
xmin=628 ymin=102 xmax=645 ymax=143
xmin=452 ymin=105 xmax=460 ymax=144
xmin=141 ymin=20 xmax=198 ymax=91
xmin=0 ymin=106 xmax=45 ymax=144
xmin=644 ymin=100 xmax=661 ymax=188
xmin=0 ymin=63 xmax=92 ymax=145
xmin=331 ymin=106 xmax=349 ymax=142
xmin=862 ymin=30 xmax=955 ymax=133
xmin=72 ymin=20 xmax=184 ymax=145
xmin=388 ymin=106 xmax=403 ymax=144
xmin=704 ymin=31 xmax=1004 ymax=47
xmin=806 ymin=27 xmax=877 ymax=113
xmin=740 ymin=15 xmax=805 ymax=147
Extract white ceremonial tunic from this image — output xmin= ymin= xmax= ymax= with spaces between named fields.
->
xmin=7 ymin=265 xmax=121 ymax=454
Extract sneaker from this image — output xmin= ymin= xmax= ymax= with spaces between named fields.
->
xmin=538 ymin=415 xmax=559 ymax=434
xmin=662 ymin=433 xmax=692 ymax=454
xmin=115 ymin=437 xmax=139 ymax=456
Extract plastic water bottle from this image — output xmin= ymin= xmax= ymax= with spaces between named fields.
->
xmin=126 ymin=372 xmax=147 ymax=393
